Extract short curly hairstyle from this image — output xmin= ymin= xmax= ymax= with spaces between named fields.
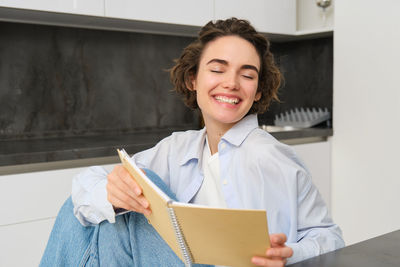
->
xmin=170 ymin=17 xmax=281 ymax=114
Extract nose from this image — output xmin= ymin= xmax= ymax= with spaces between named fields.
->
xmin=222 ymin=71 xmax=239 ymax=90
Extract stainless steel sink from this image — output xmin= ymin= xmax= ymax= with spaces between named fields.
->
xmin=260 ymin=125 xmax=301 ymax=132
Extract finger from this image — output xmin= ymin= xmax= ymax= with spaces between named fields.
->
xmin=135 ymin=194 xmax=150 ymax=209
xmin=251 ymin=256 xmax=286 ymax=267
xmin=108 ymin=193 xmax=135 ymax=211
xmin=106 ymin=178 xmax=148 ymax=209
xmin=266 ymin=247 xmax=294 ymax=258
xmin=106 ymin=180 xmax=135 ymax=208
xmin=107 ymin=186 xmax=151 ymax=215
xmin=115 ymin=165 xmax=143 ymax=196
xmin=111 ymin=196 xmax=151 ymax=216
xmin=108 ymin=168 xmax=144 ymax=207
xmin=109 ymin=166 xmax=151 ymax=209
xmin=270 ymin=233 xmax=287 ymax=246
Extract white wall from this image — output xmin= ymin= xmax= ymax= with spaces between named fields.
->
xmin=332 ymin=1 xmax=400 ymax=245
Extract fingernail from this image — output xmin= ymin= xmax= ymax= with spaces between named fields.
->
xmin=135 ymin=188 xmax=141 ymax=195
xmin=251 ymin=257 xmax=261 ymax=265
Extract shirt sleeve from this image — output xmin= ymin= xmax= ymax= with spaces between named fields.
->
xmin=71 ymin=135 xmax=173 ymax=226
xmin=71 ymin=166 xmax=116 ymax=226
xmin=286 ymin=170 xmax=345 ymax=265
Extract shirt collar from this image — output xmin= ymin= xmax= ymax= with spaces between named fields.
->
xmin=221 ymin=114 xmax=259 ymax=147
xmin=179 ymin=114 xmax=259 ymax=166
xmin=179 ymin=127 xmax=207 ymax=166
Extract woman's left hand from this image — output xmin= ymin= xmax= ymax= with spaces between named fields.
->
xmin=251 ymin=233 xmax=293 ymax=266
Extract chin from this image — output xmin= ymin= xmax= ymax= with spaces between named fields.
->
xmin=215 ymin=114 xmax=245 ymax=125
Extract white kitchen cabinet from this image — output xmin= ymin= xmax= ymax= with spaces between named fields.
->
xmin=0 ymin=163 xmax=114 ymax=266
xmin=0 ymin=167 xmax=77 ymax=226
xmin=292 ymin=140 xmax=331 ymax=210
xmin=0 ymin=218 xmax=55 ymax=267
xmin=215 ymin=0 xmax=297 ymax=35
xmin=105 ymin=0 xmax=214 ymax=27
xmin=0 ymin=0 xmax=104 ymax=16
xmin=0 ymin=0 xmax=333 ymax=39
xmin=215 ymin=0 xmax=333 ymax=36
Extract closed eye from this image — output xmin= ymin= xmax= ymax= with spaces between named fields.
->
xmin=242 ymin=75 xmax=254 ymax=79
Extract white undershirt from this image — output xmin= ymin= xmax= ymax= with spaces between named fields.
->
xmin=192 ymin=136 xmax=227 ymax=208
xmin=192 ymin=137 xmax=228 ymax=267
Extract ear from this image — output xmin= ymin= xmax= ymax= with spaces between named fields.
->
xmin=184 ymin=74 xmax=196 ymax=91
xmin=255 ymin=91 xmax=261 ymax=101
xmin=190 ymin=75 xmax=197 ymax=91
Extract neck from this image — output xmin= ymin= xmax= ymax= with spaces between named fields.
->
xmin=204 ymin=118 xmax=235 ymax=155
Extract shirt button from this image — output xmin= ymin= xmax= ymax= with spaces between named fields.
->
xmin=223 ymin=179 xmax=228 ymax=185
xmin=221 ymin=143 xmax=226 ymax=149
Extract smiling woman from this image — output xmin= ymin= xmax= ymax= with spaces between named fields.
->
xmin=41 ymin=18 xmax=344 ymax=267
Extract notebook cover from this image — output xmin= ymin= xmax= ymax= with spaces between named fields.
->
xmin=118 ymin=150 xmax=184 ymax=261
xmin=171 ymin=203 xmax=270 ymax=267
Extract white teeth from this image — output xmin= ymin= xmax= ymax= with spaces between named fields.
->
xmin=215 ymin=96 xmax=239 ymax=104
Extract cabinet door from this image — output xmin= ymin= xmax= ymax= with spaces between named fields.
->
xmin=0 ymin=163 xmax=112 ymax=226
xmin=0 ymin=218 xmax=55 ymax=267
xmin=292 ymin=140 xmax=331 ymax=210
xmin=0 ymin=0 xmax=104 ymax=16
xmin=0 ymin=169 xmax=76 ymax=226
xmin=214 ymin=0 xmax=297 ymax=34
xmin=105 ymin=0 xmax=214 ymax=27
xmin=0 ymin=163 xmax=115 ymax=266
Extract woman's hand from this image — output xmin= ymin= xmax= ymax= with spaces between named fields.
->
xmin=251 ymin=233 xmax=293 ymax=267
xmin=106 ymin=165 xmax=151 ymax=215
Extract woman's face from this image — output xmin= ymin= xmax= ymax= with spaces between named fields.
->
xmin=192 ymin=35 xmax=261 ymax=130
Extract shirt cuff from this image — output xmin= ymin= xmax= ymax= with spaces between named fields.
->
xmin=286 ymin=241 xmax=318 ymax=265
xmin=114 ymin=207 xmax=131 ymax=216
xmin=92 ymin=179 xmax=117 ymax=224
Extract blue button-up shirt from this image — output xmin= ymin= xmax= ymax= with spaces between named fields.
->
xmin=72 ymin=114 xmax=344 ymax=264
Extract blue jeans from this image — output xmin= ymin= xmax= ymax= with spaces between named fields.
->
xmin=40 ymin=169 xmax=212 ymax=267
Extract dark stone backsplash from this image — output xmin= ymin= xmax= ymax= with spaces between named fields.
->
xmin=0 ymin=21 xmax=198 ymax=140
xmin=0 ymin=21 xmax=332 ymax=141
xmin=259 ymin=37 xmax=333 ymax=125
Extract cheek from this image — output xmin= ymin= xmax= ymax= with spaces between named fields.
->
xmin=196 ymin=75 xmax=220 ymax=93
xmin=242 ymin=81 xmax=259 ymax=97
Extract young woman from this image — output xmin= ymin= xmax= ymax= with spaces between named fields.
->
xmin=41 ymin=18 xmax=344 ymax=267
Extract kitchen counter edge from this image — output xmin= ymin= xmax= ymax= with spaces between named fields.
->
xmin=0 ymin=127 xmax=333 ymax=175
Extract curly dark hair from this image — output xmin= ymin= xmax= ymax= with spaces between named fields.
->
xmin=170 ymin=17 xmax=281 ymax=114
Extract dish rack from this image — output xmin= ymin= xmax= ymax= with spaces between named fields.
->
xmin=274 ymin=108 xmax=331 ymax=128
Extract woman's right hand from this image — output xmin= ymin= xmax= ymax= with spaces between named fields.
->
xmin=106 ymin=165 xmax=151 ymax=216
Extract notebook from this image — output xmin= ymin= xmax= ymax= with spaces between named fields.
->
xmin=118 ymin=149 xmax=270 ymax=267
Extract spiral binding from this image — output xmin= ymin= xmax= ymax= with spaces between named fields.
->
xmin=167 ymin=204 xmax=193 ymax=267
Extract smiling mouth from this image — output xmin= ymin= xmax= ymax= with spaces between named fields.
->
xmin=214 ymin=95 xmax=240 ymax=105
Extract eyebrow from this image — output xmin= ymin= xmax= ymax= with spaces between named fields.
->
xmin=206 ymin=58 xmax=259 ymax=74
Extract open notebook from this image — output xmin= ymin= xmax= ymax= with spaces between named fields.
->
xmin=118 ymin=149 xmax=270 ymax=267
